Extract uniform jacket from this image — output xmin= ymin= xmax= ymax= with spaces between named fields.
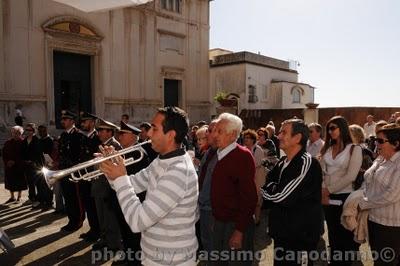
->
xmin=91 ymin=137 xmax=122 ymax=198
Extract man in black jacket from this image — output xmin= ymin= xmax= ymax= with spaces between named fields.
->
xmin=262 ymin=119 xmax=323 ymax=266
xmin=59 ymin=110 xmax=85 ymax=232
xmin=36 ymin=125 xmax=54 ymax=209
xmin=78 ymin=112 xmax=101 ymax=242
xmin=91 ymin=118 xmax=123 ymax=252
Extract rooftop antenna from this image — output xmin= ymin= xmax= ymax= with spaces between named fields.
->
xmin=288 ymin=59 xmax=300 ymax=71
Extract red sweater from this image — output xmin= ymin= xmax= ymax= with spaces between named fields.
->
xmin=211 ymin=144 xmax=258 ymax=232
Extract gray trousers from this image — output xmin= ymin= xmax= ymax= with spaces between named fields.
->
xmin=210 ymin=219 xmax=255 ymax=266
xmin=200 ymin=209 xmax=213 ymax=254
xmin=94 ymin=196 xmax=122 ymax=250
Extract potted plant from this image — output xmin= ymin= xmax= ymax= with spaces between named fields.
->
xmin=214 ymin=91 xmax=237 ymax=107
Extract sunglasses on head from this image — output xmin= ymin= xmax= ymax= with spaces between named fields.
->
xmin=328 ymin=125 xmax=338 ymax=132
xmin=375 ymin=138 xmax=389 ymax=144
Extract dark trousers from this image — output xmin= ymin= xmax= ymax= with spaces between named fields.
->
xmin=60 ymin=177 xmax=84 ymax=228
xmin=210 ymin=219 xmax=255 ymax=266
xmin=24 ymin=165 xmax=39 ymax=201
xmin=274 ymin=239 xmax=319 ymax=266
xmin=112 ymin=191 xmax=141 ymax=265
xmin=323 ymin=193 xmax=360 ymax=266
xmin=79 ymin=181 xmax=99 ymax=235
xmin=36 ymin=175 xmax=53 ymax=204
xmin=368 ymin=220 xmax=400 ymax=266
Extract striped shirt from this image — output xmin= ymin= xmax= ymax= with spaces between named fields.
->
xmin=109 ymin=149 xmax=199 ymax=265
xmin=359 ymin=151 xmax=400 ymax=227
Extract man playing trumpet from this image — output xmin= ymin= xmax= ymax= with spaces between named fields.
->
xmin=100 ymin=107 xmax=199 ymax=266
xmin=114 ymin=121 xmax=150 ymax=265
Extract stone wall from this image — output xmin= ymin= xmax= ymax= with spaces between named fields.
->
xmin=240 ymin=107 xmax=400 ymax=130
xmin=0 ymin=0 xmax=211 ymax=128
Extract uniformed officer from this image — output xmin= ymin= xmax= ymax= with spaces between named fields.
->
xmin=58 ymin=110 xmax=84 ymax=232
xmin=78 ymin=111 xmax=100 ymax=242
xmin=91 ymin=118 xmax=123 ymax=252
xmin=139 ymin=122 xmax=158 ymax=162
xmin=119 ymin=121 xmax=150 ymax=177
xmin=115 ymin=121 xmax=150 ymax=265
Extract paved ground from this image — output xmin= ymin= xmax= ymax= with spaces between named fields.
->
xmin=0 ymin=184 xmax=109 ymax=266
xmin=0 ymin=183 xmax=373 ymax=265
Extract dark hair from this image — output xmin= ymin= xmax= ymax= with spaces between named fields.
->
xmin=308 ymin=122 xmax=323 ymax=139
xmin=140 ymin=122 xmax=151 ymax=131
xmin=121 ymin=114 xmax=129 ymax=120
xmin=281 ymin=119 xmax=309 ymax=148
xmin=38 ymin=124 xmax=47 ymax=130
xmin=377 ymin=124 xmax=400 ymax=151
xmin=157 ymin=106 xmax=189 ymax=144
xmin=321 ymin=116 xmax=353 ymax=155
xmin=196 ymin=120 xmax=207 ymax=128
xmin=242 ymin=129 xmax=257 ymax=144
xmin=257 ymin=127 xmax=270 ymax=139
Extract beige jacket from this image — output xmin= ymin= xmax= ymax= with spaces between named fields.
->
xmin=341 ymin=189 xmax=369 ymax=243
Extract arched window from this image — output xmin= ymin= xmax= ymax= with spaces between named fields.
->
xmin=293 ymin=89 xmax=300 ymax=103
xmin=291 ymin=86 xmax=303 ymax=103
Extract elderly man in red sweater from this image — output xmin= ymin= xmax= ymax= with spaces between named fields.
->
xmin=210 ymin=113 xmax=258 ymax=266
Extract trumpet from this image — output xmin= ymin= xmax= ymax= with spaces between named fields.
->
xmin=43 ymin=140 xmax=151 ymax=187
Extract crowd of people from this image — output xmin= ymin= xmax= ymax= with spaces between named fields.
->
xmin=2 ymin=108 xmax=400 ymax=265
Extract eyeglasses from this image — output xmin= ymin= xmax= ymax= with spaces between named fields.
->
xmin=328 ymin=126 xmax=338 ymax=132
xmin=375 ymin=138 xmax=389 ymax=144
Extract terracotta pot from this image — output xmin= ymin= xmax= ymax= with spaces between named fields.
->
xmin=218 ymin=98 xmax=237 ymax=107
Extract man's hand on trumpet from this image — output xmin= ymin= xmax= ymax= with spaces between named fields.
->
xmin=97 ymin=145 xmax=127 ymax=180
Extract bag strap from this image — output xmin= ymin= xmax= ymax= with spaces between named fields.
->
xmin=350 ymin=144 xmax=355 ymax=156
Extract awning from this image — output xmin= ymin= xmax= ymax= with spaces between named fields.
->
xmin=52 ymin=0 xmax=153 ymax=12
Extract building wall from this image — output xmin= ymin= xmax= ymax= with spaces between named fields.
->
xmin=245 ymin=63 xmax=298 ymax=110
xmin=280 ymin=82 xmax=314 ymax=109
xmin=210 ymin=64 xmax=246 ymax=114
xmin=209 ymin=48 xmax=232 ymax=58
xmin=0 ymin=0 xmax=210 ymax=129
xmin=240 ymin=107 xmax=400 ymax=131
xmin=209 ymin=62 xmax=302 ymax=113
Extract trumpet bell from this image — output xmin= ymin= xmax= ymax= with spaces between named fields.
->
xmin=42 ymin=167 xmax=60 ymax=187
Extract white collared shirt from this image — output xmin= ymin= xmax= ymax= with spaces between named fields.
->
xmin=363 ymin=122 xmax=376 ymax=137
xmin=360 ymin=151 xmax=400 ymax=226
xmin=66 ymin=126 xmax=75 ymax=134
xmin=217 ymin=141 xmax=237 ymax=161
xmin=307 ymin=138 xmax=325 ymax=158
xmin=87 ymin=129 xmax=96 ymax=137
xmin=103 ymin=137 xmax=113 ymax=145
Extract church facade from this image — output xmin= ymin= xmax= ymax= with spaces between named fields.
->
xmin=0 ymin=0 xmax=211 ymax=129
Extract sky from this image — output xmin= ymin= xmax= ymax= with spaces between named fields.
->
xmin=210 ymin=0 xmax=400 ymax=107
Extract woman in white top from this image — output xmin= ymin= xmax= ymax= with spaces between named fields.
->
xmin=320 ymin=116 xmax=363 ymax=266
xmin=359 ymin=124 xmax=400 ymax=265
